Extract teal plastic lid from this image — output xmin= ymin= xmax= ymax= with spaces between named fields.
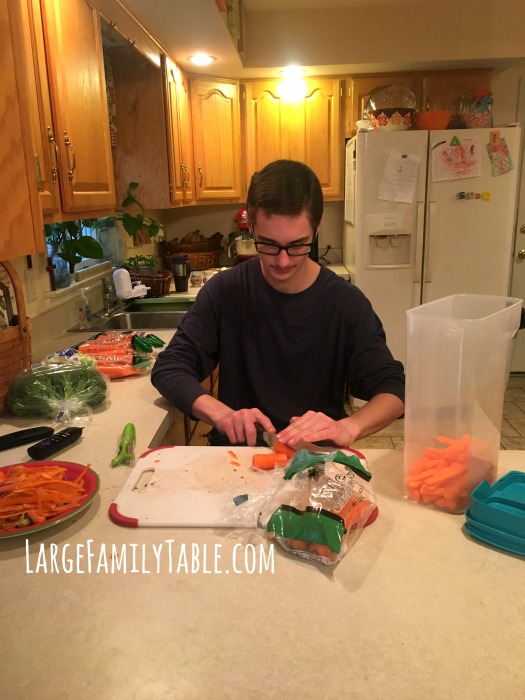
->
xmin=464 ymin=470 xmax=525 ymax=556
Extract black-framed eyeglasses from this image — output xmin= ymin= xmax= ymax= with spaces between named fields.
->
xmin=251 ymin=228 xmax=318 ymax=257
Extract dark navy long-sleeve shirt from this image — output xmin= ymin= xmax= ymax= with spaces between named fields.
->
xmin=151 ymin=258 xmax=405 ymax=432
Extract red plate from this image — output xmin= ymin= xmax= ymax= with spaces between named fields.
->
xmin=0 ymin=461 xmax=99 ymax=539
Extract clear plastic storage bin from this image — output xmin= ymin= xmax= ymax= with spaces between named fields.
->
xmin=404 ymin=294 xmax=522 ymax=513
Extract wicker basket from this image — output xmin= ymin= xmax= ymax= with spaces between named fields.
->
xmin=0 ymin=261 xmax=32 ymax=413
xmin=162 ymin=250 xmax=222 ymax=272
xmin=159 ymin=233 xmax=223 ymax=272
xmin=129 ymin=270 xmax=173 ymax=298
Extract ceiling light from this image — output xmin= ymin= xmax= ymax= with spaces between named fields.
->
xmin=189 ymin=53 xmax=217 ymax=66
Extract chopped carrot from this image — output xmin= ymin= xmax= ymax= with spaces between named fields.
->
xmin=273 ymin=442 xmax=295 ymax=459
xmin=252 ymin=453 xmax=288 ymax=470
xmin=405 ymin=434 xmax=472 ymax=512
xmin=0 ymin=464 xmax=87 ymax=531
xmin=227 ymin=450 xmax=239 ymax=460
xmin=230 ymin=460 xmax=241 ymax=467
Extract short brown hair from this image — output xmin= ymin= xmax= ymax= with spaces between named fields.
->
xmin=247 ymin=160 xmax=323 ymax=232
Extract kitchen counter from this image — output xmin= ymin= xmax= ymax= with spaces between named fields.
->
xmin=1 ymin=348 xmax=524 ymax=698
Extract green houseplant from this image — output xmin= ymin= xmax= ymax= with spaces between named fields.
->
xmin=96 ymin=182 xmax=163 ymax=245
xmin=44 ymin=219 xmax=105 ymax=273
xmin=125 ymin=254 xmax=159 ymax=274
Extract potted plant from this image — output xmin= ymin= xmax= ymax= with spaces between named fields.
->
xmin=125 ymin=254 xmax=159 ymax=275
xmin=123 ymin=253 xmax=172 ymax=298
xmin=96 ymin=182 xmax=163 ymax=246
xmin=44 ymin=219 xmax=105 ymax=275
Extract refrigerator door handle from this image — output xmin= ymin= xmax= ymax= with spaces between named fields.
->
xmin=424 ymin=201 xmax=437 ymax=283
xmin=413 ymin=202 xmax=425 ymax=283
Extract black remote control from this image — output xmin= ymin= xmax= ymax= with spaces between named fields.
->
xmin=0 ymin=427 xmax=55 ymax=452
xmin=27 ymin=427 xmax=83 ymax=460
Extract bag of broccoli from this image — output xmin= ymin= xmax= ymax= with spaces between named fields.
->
xmin=6 ymin=363 xmax=108 ymax=421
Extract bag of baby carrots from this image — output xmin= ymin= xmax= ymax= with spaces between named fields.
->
xmin=258 ymin=448 xmax=378 ymax=566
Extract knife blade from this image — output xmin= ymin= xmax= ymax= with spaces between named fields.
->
xmin=260 ymin=430 xmax=277 ymax=447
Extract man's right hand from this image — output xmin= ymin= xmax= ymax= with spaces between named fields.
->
xmin=191 ymin=394 xmax=275 ymax=446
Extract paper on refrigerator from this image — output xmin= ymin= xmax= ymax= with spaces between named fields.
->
xmin=378 ymin=152 xmax=421 ymax=203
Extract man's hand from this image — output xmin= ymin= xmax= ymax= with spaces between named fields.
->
xmin=191 ymin=394 xmax=274 ymax=446
xmin=277 ymin=411 xmax=352 ymax=448
xmin=215 ymin=408 xmax=275 ymax=446
xmin=277 ymin=394 xmax=404 ymax=449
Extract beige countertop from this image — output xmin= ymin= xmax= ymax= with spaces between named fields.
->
xmin=1 ymin=341 xmax=524 ymax=698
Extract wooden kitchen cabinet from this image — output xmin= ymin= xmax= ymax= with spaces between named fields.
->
xmin=9 ymin=0 xmax=116 ymax=222
xmin=189 ymin=77 xmax=243 ymax=202
xmin=39 ymin=0 xmax=116 ymax=216
xmin=244 ymin=77 xmax=344 ymax=198
xmin=1 ymin=0 xmax=45 ymax=259
xmin=345 ymin=68 xmax=492 ymax=136
xmin=164 ymin=56 xmax=195 ymax=205
xmin=420 ymin=68 xmax=492 ymax=116
xmin=345 ymin=72 xmax=420 ymax=137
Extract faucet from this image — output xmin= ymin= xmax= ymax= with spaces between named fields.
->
xmin=100 ymin=277 xmax=121 ymax=316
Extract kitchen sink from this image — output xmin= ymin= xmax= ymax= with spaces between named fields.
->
xmin=68 ymin=310 xmax=186 ymax=332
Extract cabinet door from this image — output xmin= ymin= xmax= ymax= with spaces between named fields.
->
xmin=190 ymin=78 xmax=242 ymax=201
xmin=421 ymin=69 xmax=492 ymax=115
xmin=1 ymin=0 xmax=44 ymax=259
xmin=303 ymin=78 xmax=343 ymax=198
xmin=15 ymin=0 xmax=61 ymax=216
xmin=244 ymin=78 xmax=343 ymax=198
xmin=40 ymin=0 xmax=115 ymax=213
xmin=244 ymin=79 xmax=288 ymax=178
xmin=164 ymin=57 xmax=194 ymax=205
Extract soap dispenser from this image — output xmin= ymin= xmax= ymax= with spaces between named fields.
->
xmin=78 ymin=287 xmax=91 ymax=330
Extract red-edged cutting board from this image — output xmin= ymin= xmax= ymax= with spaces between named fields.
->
xmin=109 ymin=446 xmax=285 ymax=528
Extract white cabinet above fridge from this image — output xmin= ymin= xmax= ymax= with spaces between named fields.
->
xmin=343 ymin=126 xmax=521 ymax=363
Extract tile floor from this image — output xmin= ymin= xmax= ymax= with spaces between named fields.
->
xmin=351 ymin=372 xmax=525 ymax=451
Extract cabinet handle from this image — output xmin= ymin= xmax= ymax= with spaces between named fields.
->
xmin=180 ymin=162 xmax=185 ymax=190
xmin=198 ymin=164 xmax=203 ymax=188
xmin=47 ymin=127 xmax=59 ymax=184
xmin=63 ymin=131 xmax=76 ymax=184
xmin=184 ymin=163 xmax=190 ymax=186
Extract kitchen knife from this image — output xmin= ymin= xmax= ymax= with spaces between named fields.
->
xmin=260 ymin=430 xmax=277 ymax=448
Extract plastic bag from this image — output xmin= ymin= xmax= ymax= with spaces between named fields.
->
xmin=258 ymin=448 xmax=377 ymax=566
xmin=76 ymin=331 xmax=164 ymax=379
xmin=6 ymin=362 xmax=109 ymax=425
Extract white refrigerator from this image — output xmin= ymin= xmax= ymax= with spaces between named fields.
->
xmin=343 ymin=126 xmax=521 ymax=363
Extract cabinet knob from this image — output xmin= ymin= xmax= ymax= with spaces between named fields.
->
xmin=520 ymin=224 xmax=525 ymax=234
xmin=518 ymin=249 xmax=525 ymax=259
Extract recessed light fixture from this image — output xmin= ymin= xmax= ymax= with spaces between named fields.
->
xmin=278 ymin=65 xmax=307 ymax=101
xmin=189 ymin=53 xmax=217 ymax=66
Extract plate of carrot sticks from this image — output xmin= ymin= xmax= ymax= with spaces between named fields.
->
xmin=0 ymin=461 xmax=99 ymax=538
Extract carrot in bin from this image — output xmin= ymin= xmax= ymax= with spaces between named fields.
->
xmin=406 ymin=433 xmax=471 ymax=512
xmin=252 ymin=453 xmax=288 ymax=470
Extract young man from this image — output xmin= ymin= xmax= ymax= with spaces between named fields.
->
xmin=151 ymin=160 xmax=405 ymax=447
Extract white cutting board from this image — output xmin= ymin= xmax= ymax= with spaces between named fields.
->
xmin=109 ymin=446 xmax=285 ymax=528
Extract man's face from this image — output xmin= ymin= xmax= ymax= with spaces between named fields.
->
xmin=253 ymin=209 xmax=316 ymax=292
